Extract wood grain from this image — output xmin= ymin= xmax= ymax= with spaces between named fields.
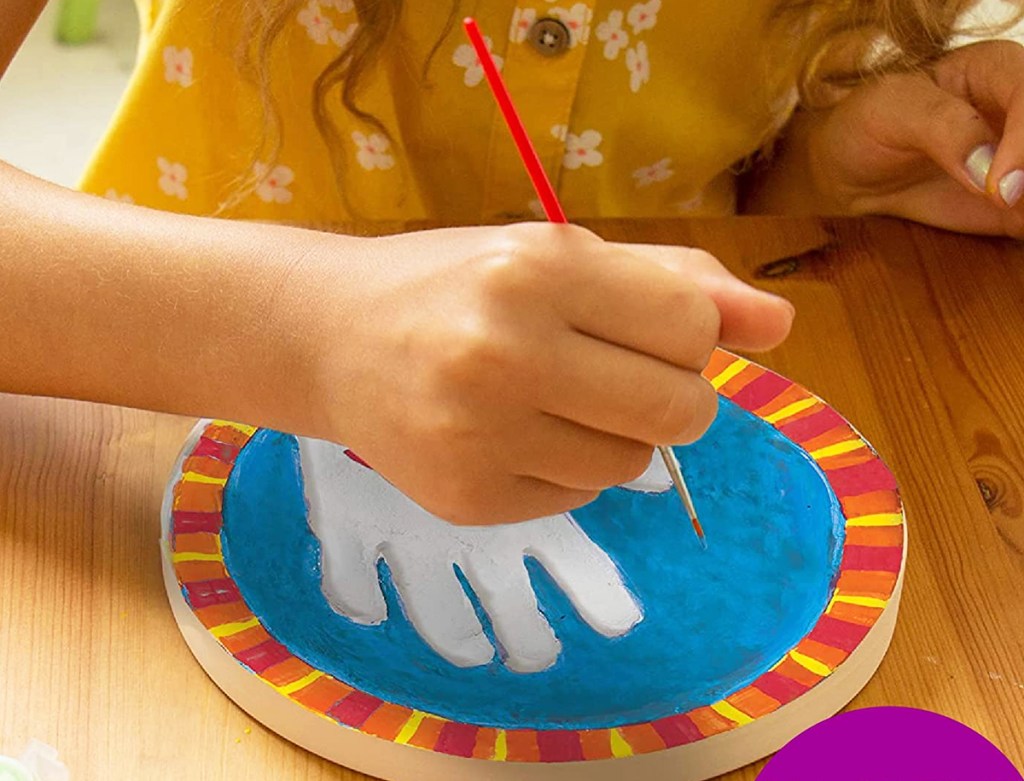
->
xmin=1 ymin=217 xmax=1021 ymax=780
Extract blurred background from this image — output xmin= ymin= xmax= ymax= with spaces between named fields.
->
xmin=1 ymin=0 xmax=1023 ymax=189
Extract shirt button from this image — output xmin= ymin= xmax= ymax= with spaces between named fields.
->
xmin=529 ymin=18 xmax=572 ymax=57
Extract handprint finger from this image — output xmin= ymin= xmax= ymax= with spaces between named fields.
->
xmin=316 ymin=527 xmax=388 ymax=625
xmin=528 ymin=520 xmax=643 ymax=638
xmin=461 ymin=551 xmax=561 ymax=674
xmin=385 ymin=546 xmax=494 ymax=668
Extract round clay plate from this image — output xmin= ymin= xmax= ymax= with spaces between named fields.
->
xmin=161 ymin=350 xmax=906 ymax=781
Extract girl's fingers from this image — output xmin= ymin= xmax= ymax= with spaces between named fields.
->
xmin=500 ymin=414 xmax=655 ymax=490
xmin=553 ymin=243 xmax=722 ymax=371
xmin=527 ymin=328 xmax=719 ymax=446
xmin=554 ymin=241 xmax=793 ymax=367
xmin=607 ymin=242 xmax=795 ymax=351
xmin=932 ymin=41 xmax=1024 ymax=206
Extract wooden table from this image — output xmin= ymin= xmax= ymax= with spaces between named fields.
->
xmin=2 ymin=217 xmax=1023 ymax=779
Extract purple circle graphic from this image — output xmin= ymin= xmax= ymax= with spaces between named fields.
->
xmin=757 ymin=707 xmax=1023 ymax=781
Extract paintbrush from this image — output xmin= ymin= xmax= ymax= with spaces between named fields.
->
xmin=462 ymin=17 xmax=707 ymax=550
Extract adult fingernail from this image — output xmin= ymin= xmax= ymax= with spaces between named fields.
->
xmin=965 ymin=144 xmax=996 ymax=191
xmin=999 ymin=170 xmax=1024 ymax=207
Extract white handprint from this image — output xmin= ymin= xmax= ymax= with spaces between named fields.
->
xmin=297 ymin=437 xmax=673 ymax=673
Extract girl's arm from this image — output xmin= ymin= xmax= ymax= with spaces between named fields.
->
xmin=1 ymin=3 xmax=794 ymax=524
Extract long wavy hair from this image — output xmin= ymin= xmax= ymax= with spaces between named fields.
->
xmin=228 ymin=0 xmax=1023 ymax=210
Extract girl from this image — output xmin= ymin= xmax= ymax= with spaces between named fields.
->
xmin=0 ymin=0 xmax=1021 ymax=524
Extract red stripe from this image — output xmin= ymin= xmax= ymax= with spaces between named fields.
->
xmin=184 ymin=578 xmax=240 ymax=608
xmin=172 ymin=510 xmax=222 ymax=534
xmin=827 ymin=459 xmax=898 ymax=498
xmin=536 ymin=730 xmax=584 ymax=762
xmin=778 ymin=407 xmax=844 ymax=442
xmin=236 ymin=638 xmax=292 ymax=673
xmin=730 ymin=372 xmax=792 ymax=412
xmin=193 ymin=436 xmax=241 ymax=463
xmin=808 ymin=615 xmax=872 ymax=653
xmin=841 ymin=545 xmax=903 ymax=573
xmin=343 ymin=449 xmax=374 ymax=470
xmin=435 ymin=722 xmax=478 ymax=758
xmin=752 ymin=671 xmax=810 ymax=705
xmin=651 ymin=714 xmax=703 ymax=747
xmin=328 ymin=691 xmax=383 ymax=728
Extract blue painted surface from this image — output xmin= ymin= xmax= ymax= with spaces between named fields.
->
xmin=221 ymin=398 xmax=845 ymax=730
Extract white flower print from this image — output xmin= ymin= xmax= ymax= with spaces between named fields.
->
xmin=550 ymin=124 xmax=568 ymax=142
xmin=625 ymin=41 xmax=650 ymax=93
xmin=510 ymin=8 xmax=537 ymax=44
xmin=104 ymin=189 xmax=134 ymax=203
xmin=676 ymin=192 xmax=705 ymax=213
xmin=627 ymin=0 xmax=661 ymax=34
xmin=352 ymin=131 xmax=395 ymax=171
xmin=453 ymin=37 xmax=503 ymax=88
xmin=550 ymin=3 xmax=592 ymax=46
xmin=298 ymin=1 xmax=334 ymax=45
xmin=563 ymin=129 xmax=603 ymax=170
xmin=330 ymin=21 xmax=358 ymax=48
xmin=322 ymin=0 xmax=353 ymax=10
xmin=163 ymin=46 xmax=193 ymax=87
xmin=632 ymin=157 xmax=673 ymax=188
xmin=157 ymin=157 xmax=188 ymax=200
xmin=253 ymin=163 xmax=295 ymax=204
xmin=595 ymin=10 xmax=629 ymax=60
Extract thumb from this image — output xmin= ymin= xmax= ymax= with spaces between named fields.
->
xmin=872 ymin=71 xmax=1000 ymax=197
xmin=932 ymin=41 xmax=1024 ymax=207
xmin=610 ymin=242 xmax=795 ymax=352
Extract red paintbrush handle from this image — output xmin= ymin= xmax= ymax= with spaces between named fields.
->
xmin=462 ymin=17 xmax=568 ymax=224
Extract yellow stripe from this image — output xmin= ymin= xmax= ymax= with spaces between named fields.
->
xmin=710 ymin=359 xmax=749 ymax=390
xmin=210 ymin=617 xmax=261 ymax=638
xmin=493 ymin=730 xmax=508 ymax=762
xmin=275 ymin=670 xmax=324 ymax=695
xmin=610 ymin=729 xmax=634 ymax=758
xmin=831 ymin=595 xmax=888 ymax=609
xmin=711 ymin=701 xmax=753 ymax=726
xmin=810 ymin=439 xmax=866 ymax=459
xmin=212 ymin=420 xmax=258 ymax=436
xmin=846 ymin=513 xmax=903 ymax=527
xmin=763 ymin=398 xmax=819 ymax=425
xmin=172 ymin=551 xmax=223 ymax=563
xmin=181 ymin=471 xmax=228 ymax=486
xmin=394 ymin=711 xmax=427 ymax=745
xmin=790 ymin=651 xmax=833 ymax=677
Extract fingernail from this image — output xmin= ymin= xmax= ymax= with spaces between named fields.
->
xmin=999 ymin=169 xmax=1024 ymax=207
xmin=965 ymin=144 xmax=996 ymax=191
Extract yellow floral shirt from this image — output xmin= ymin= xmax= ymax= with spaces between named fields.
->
xmin=81 ymin=0 xmax=796 ymax=222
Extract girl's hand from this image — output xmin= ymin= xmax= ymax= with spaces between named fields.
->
xmin=748 ymin=40 xmax=1024 ymax=236
xmin=288 ymin=223 xmax=793 ymax=525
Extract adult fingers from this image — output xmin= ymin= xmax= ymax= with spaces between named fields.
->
xmin=933 ymin=40 xmax=1024 ymax=207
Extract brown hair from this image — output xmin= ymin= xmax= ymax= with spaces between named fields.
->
xmin=231 ymin=0 xmax=1023 ymax=208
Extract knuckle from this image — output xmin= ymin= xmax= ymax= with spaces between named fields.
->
xmin=650 ymin=375 xmax=718 ymax=444
xmin=617 ymin=444 xmax=657 ymax=484
xmin=430 ymin=319 xmax=511 ymax=392
xmin=664 ymin=282 xmax=721 ymax=366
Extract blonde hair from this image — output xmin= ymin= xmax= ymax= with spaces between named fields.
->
xmin=230 ymin=0 xmax=1022 ymax=209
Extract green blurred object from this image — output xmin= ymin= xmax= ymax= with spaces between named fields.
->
xmin=56 ymin=0 xmax=101 ymax=44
